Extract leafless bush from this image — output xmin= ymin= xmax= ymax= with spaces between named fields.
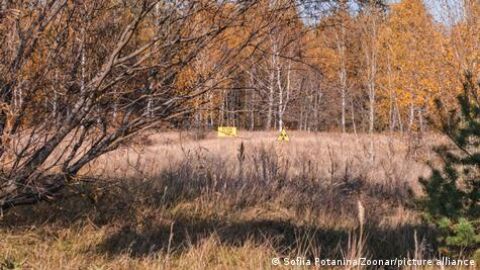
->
xmin=0 ymin=0 xmax=272 ymax=211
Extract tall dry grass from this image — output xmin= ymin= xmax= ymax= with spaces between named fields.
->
xmin=1 ymin=131 xmax=471 ymax=269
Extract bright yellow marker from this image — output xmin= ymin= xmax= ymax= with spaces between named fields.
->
xmin=277 ymin=128 xmax=289 ymax=142
xmin=217 ymin=126 xmax=237 ymax=137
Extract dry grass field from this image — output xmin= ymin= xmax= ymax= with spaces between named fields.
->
xmin=0 ymin=131 xmax=474 ymax=269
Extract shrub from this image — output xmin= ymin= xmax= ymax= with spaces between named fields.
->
xmin=419 ymin=72 xmax=480 ymax=256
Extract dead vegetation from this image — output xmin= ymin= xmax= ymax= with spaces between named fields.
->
xmin=0 ymin=132 xmax=459 ymax=269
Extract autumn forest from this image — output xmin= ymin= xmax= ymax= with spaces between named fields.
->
xmin=1 ymin=1 xmax=476 ymax=135
xmin=1 ymin=0 xmax=479 ymax=269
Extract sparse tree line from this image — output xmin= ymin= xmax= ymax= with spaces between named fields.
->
xmin=189 ymin=0 xmax=480 ymax=134
xmin=3 ymin=1 xmax=479 ymax=135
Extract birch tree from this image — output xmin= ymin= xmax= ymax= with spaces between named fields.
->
xmin=362 ymin=3 xmax=380 ymax=134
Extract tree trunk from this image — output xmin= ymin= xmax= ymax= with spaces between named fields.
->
xmin=299 ymin=99 xmax=304 ymax=130
xmin=408 ymin=101 xmax=415 ymax=132
xmin=418 ymin=107 xmax=424 ymax=133
xmin=314 ymin=92 xmax=319 ymax=131
xmin=220 ymin=91 xmax=225 ymax=126
xmin=395 ymin=97 xmax=404 ymax=134
xmin=265 ymin=73 xmax=274 ymax=130
xmin=336 ymin=13 xmax=347 ymax=133
xmin=368 ymin=85 xmax=375 ymax=133
xmin=351 ymin=99 xmax=357 ymax=135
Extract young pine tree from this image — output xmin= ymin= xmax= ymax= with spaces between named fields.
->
xmin=419 ymin=72 xmax=479 ymax=256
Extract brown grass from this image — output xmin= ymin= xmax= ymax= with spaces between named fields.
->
xmin=1 ymin=131 xmax=474 ymax=269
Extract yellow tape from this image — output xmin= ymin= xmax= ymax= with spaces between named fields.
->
xmin=217 ymin=126 xmax=237 ymax=137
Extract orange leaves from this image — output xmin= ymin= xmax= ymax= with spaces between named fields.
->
xmin=376 ymin=0 xmax=454 ymax=126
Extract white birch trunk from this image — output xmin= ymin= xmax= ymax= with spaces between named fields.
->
xmin=265 ymin=57 xmax=275 ymax=130
xmin=336 ymin=16 xmax=347 ymax=133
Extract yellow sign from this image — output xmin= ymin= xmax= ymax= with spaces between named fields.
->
xmin=217 ymin=126 xmax=237 ymax=137
xmin=277 ymin=128 xmax=289 ymax=141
